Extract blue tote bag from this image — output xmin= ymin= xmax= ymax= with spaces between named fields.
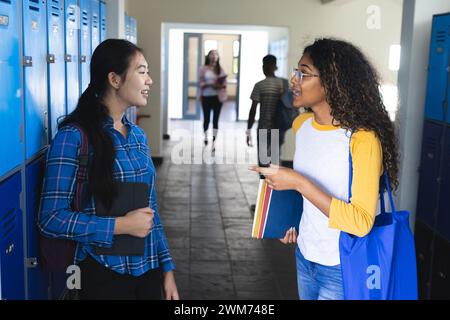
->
xmin=339 ymin=150 xmax=418 ymax=300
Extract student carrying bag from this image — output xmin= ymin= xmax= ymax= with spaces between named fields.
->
xmin=339 ymin=140 xmax=418 ymax=300
xmin=39 ymin=124 xmax=89 ymax=272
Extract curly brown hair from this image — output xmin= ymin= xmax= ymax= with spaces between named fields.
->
xmin=303 ymin=38 xmax=399 ymax=191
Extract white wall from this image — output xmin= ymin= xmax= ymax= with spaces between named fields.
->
xmin=105 ymin=0 xmax=126 ymax=39
xmin=396 ymin=0 xmax=450 ymax=229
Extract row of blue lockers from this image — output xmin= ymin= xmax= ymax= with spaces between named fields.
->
xmin=0 ymin=0 xmax=138 ymax=299
xmin=416 ymin=12 xmax=450 ymax=241
xmin=0 ymin=0 xmax=107 ymax=179
xmin=414 ymin=13 xmax=450 ymax=299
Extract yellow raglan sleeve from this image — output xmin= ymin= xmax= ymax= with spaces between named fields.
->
xmin=292 ymin=112 xmax=314 ymax=134
xmin=328 ymin=130 xmax=383 ymax=237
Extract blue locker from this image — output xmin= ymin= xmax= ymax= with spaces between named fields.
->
xmin=25 ymin=157 xmax=49 ymax=300
xmin=416 ymin=120 xmax=444 ymax=228
xmin=23 ymin=0 xmax=49 ymax=159
xmin=423 ymin=13 xmax=450 ymax=123
xmin=65 ymin=0 xmax=80 ymax=114
xmin=79 ymin=0 xmax=91 ymax=94
xmin=90 ymin=0 xmax=99 ymax=52
xmin=0 ymin=172 xmax=25 ymax=299
xmin=47 ymin=0 xmax=66 ymax=139
xmin=436 ymin=126 xmax=450 ymax=242
xmin=124 ymin=13 xmax=129 ymax=41
xmin=130 ymin=16 xmax=136 ymax=44
xmin=99 ymin=0 xmax=106 ymax=42
xmin=0 ymin=0 xmax=23 ymax=176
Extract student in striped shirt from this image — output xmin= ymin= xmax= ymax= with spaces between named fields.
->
xmin=251 ymin=38 xmax=399 ymax=300
xmin=39 ymin=39 xmax=178 ymax=300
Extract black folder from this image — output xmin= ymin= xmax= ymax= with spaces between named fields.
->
xmin=94 ymin=182 xmax=149 ymax=256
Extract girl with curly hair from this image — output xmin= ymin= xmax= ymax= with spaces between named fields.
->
xmin=250 ymin=38 xmax=399 ymax=300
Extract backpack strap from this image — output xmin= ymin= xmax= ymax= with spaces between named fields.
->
xmin=71 ymin=124 xmax=89 ymax=212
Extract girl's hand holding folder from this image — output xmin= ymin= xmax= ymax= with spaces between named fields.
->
xmin=280 ymin=227 xmax=298 ymax=244
xmin=114 ymin=207 xmax=154 ymax=238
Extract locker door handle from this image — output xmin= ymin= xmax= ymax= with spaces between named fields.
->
xmin=23 ymin=56 xmax=33 ymax=67
xmin=5 ymin=243 xmax=14 ymax=255
xmin=44 ymin=111 xmax=48 ymax=132
xmin=25 ymin=257 xmax=38 ymax=268
xmin=47 ymin=54 xmax=56 ymax=64
xmin=65 ymin=54 xmax=72 ymax=62
xmin=80 ymin=55 xmax=86 ymax=63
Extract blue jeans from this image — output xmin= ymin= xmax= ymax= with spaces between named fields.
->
xmin=295 ymin=247 xmax=344 ymax=300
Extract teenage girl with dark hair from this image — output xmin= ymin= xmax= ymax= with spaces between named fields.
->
xmin=199 ymin=49 xmax=227 ymax=151
xmin=39 ymin=39 xmax=179 ymax=300
xmin=251 ymin=38 xmax=399 ymax=300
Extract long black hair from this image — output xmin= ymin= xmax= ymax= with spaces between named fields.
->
xmin=303 ymin=38 xmax=399 ymax=191
xmin=59 ymin=39 xmax=143 ymax=209
xmin=205 ymin=50 xmax=221 ymax=75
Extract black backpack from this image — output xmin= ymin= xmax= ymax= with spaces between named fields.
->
xmin=275 ymin=78 xmax=299 ymax=143
xmin=39 ymin=124 xmax=89 ymax=272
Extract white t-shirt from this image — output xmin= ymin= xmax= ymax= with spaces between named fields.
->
xmin=294 ymin=115 xmax=351 ymax=266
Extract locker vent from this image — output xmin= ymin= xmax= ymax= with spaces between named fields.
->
xmin=0 ymin=0 xmax=12 ymax=5
xmin=29 ymin=0 xmax=40 ymax=12
xmin=68 ymin=6 xmax=76 ymax=22
xmin=425 ymin=137 xmax=439 ymax=151
xmin=52 ymin=0 xmax=60 ymax=3
xmin=1 ymin=208 xmax=16 ymax=240
xmin=436 ymin=30 xmax=446 ymax=42
xmin=51 ymin=5 xmax=60 ymax=17
xmin=82 ymin=10 xmax=88 ymax=27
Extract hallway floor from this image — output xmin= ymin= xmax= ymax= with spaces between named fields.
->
xmin=154 ymin=116 xmax=298 ymax=300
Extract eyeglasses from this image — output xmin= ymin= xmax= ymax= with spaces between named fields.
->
xmin=291 ymin=68 xmax=319 ymax=82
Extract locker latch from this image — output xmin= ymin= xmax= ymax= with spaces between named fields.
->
xmin=23 ymin=56 xmax=33 ymax=67
xmin=47 ymin=54 xmax=56 ymax=64
xmin=80 ymin=55 xmax=86 ymax=63
xmin=25 ymin=257 xmax=39 ymax=269
xmin=5 ymin=243 xmax=14 ymax=255
xmin=65 ymin=54 xmax=72 ymax=62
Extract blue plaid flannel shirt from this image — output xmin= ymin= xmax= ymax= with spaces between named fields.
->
xmin=38 ymin=115 xmax=175 ymax=276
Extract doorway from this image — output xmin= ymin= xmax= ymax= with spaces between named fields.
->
xmin=182 ymin=33 xmax=241 ymax=121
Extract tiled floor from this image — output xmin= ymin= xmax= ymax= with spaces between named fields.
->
xmin=154 ymin=116 xmax=298 ymax=300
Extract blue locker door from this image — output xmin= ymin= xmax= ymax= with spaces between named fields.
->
xmin=424 ymin=14 xmax=450 ymax=123
xmin=0 ymin=0 xmax=23 ymax=176
xmin=0 ymin=172 xmax=25 ymax=300
xmin=25 ymin=157 xmax=49 ymax=300
xmin=91 ymin=0 xmax=99 ymax=52
xmin=416 ymin=120 xmax=444 ymax=228
xmin=99 ymin=0 xmax=106 ymax=42
xmin=79 ymin=0 xmax=91 ymax=94
xmin=131 ymin=17 xmax=137 ymax=44
xmin=65 ymin=0 xmax=80 ymax=114
xmin=124 ymin=13 xmax=129 ymax=41
xmin=47 ymin=0 xmax=66 ymax=139
xmin=436 ymin=126 xmax=450 ymax=242
xmin=23 ymin=0 xmax=49 ymax=159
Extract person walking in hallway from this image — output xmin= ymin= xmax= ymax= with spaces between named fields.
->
xmin=199 ymin=49 xmax=227 ymax=152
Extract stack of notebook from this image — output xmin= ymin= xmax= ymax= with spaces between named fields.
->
xmin=252 ymin=179 xmax=303 ymax=239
